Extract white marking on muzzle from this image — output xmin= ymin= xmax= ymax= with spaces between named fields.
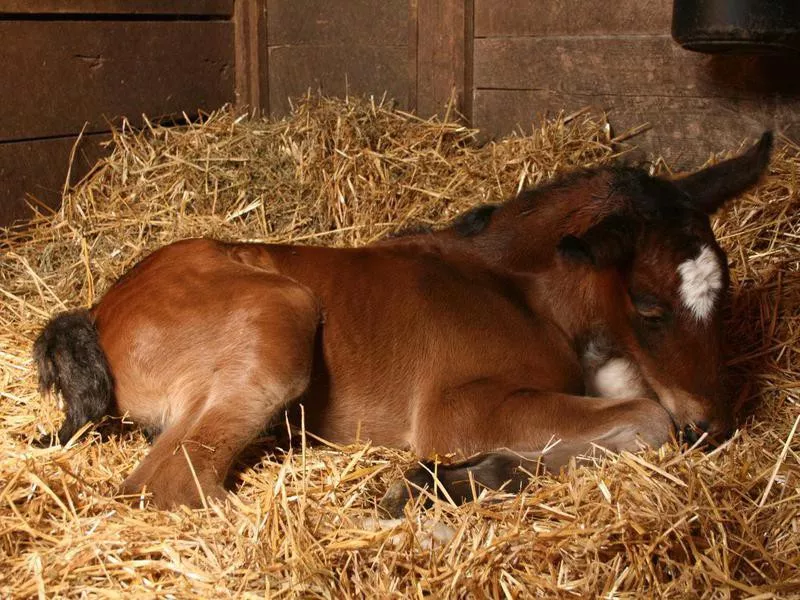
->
xmin=677 ymin=245 xmax=722 ymax=321
xmin=591 ymin=358 xmax=647 ymax=399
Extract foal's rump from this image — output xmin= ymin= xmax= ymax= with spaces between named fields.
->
xmin=92 ymin=239 xmax=321 ymax=430
xmin=90 ymin=239 xmax=322 ymax=506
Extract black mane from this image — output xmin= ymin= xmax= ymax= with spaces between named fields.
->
xmin=450 ymin=204 xmax=499 ymax=237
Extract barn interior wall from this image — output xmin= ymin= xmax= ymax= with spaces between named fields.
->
xmin=261 ymin=0 xmax=800 ymax=167
xmin=2 ymin=0 xmax=798 ymax=227
xmin=470 ymin=0 xmax=800 ymax=166
xmin=0 ymin=1 xmax=236 ymax=227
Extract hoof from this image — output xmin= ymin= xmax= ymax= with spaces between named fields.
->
xmin=378 ymin=480 xmax=413 ymax=518
xmin=30 ymin=433 xmax=57 ymax=448
xmin=120 ymin=463 xmax=226 ymax=509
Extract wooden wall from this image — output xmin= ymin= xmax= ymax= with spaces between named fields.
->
xmin=470 ymin=0 xmax=800 ymax=165
xmin=3 ymin=0 xmax=799 ymax=226
xmin=0 ymin=1 xmax=236 ymax=226
xmin=266 ymin=0 xmax=408 ymax=113
xmin=253 ymin=0 xmax=800 ymax=165
xmin=252 ymin=0 xmax=470 ymax=121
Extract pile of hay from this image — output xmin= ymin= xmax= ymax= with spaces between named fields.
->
xmin=1 ymin=97 xmax=797 ymax=597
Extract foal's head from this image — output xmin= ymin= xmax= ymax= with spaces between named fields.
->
xmin=556 ymin=133 xmax=773 ymax=442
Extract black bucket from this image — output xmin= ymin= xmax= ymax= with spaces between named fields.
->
xmin=672 ymin=0 xmax=800 ymax=54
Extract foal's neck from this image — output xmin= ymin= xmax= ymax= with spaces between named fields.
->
xmin=434 ymin=171 xmax=621 ymax=343
xmin=448 ymin=170 xmax=616 ymax=272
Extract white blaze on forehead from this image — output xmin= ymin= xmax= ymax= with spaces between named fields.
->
xmin=677 ymin=245 xmax=723 ymax=321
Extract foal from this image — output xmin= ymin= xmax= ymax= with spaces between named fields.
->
xmin=34 ymin=133 xmax=772 ymax=509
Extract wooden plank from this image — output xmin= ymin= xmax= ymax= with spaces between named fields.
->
xmin=235 ymin=0 xmax=269 ymax=113
xmin=407 ymin=0 xmax=419 ymax=112
xmin=0 ymin=134 xmax=109 ymax=227
xmin=474 ymin=37 xmax=800 ymax=100
xmin=0 ymin=21 xmax=235 ymax=141
xmin=416 ymin=0 xmax=468 ymax=118
xmin=268 ymin=45 xmax=408 ymax=116
xmin=474 ymin=0 xmax=671 ymax=37
xmin=0 ymin=1 xmax=233 ymax=16
xmin=463 ymin=0 xmax=475 ymax=122
xmin=472 ymin=89 xmax=776 ymax=168
xmin=267 ymin=0 xmax=407 ymax=46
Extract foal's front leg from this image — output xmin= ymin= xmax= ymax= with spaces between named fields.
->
xmin=413 ymin=383 xmax=674 ymax=458
xmin=382 ymin=386 xmax=674 ymax=516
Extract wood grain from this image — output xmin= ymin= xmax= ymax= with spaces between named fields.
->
xmin=416 ymin=0 xmax=468 ymax=118
xmin=0 ymin=1 xmax=233 ymax=16
xmin=474 ymin=37 xmax=800 ymax=100
xmin=268 ymin=45 xmax=408 ymax=116
xmin=267 ymin=0 xmax=407 ymax=46
xmin=0 ymin=134 xmax=108 ymax=226
xmin=235 ymin=0 xmax=268 ymax=113
xmin=473 ymin=89 xmax=776 ymax=167
xmin=474 ymin=0 xmax=671 ymax=37
xmin=407 ymin=0 xmax=419 ymax=112
xmin=0 ymin=21 xmax=235 ymax=141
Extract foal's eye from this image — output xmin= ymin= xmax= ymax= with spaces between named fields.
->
xmin=631 ymin=294 xmax=669 ymax=325
xmin=638 ymin=305 xmax=666 ymax=323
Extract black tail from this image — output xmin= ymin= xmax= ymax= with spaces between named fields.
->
xmin=33 ymin=309 xmax=114 ymax=446
xmin=673 ymin=131 xmax=773 ymax=214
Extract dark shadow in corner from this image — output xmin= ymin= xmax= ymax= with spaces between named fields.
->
xmin=724 ymin=270 xmax=798 ymax=425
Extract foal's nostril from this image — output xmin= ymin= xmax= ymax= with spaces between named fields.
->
xmin=682 ymin=420 xmax=710 ymax=446
xmin=682 ymin=424 xmax=700 ymax=445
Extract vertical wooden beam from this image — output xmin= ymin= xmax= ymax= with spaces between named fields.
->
xmin=407 ymin=0 xmax=419 ymax=112
xmin=463 ymin=0 xmax=474 ymax=122
xmin=414 ymin=0 xmax=472 ymax=121
xmin=234 ymin=0 xmax=268 ymax=115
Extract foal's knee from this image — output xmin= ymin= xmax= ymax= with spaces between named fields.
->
xmin=600 ymin=399 xmax=675 ymax=452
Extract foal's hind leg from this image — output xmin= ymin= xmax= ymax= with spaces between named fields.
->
xmin=120 ymin=277 xmax=320 ymax=508
xmin=121 ymin=384 xmax=308 ymax=508
xmin=382 ymin=384 xmax=674 ymax=516
xmin=379 ymin=450 xmax=541 ymax=517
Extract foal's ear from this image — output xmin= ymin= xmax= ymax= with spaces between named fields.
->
xmin=673 ymin=131 xmax=773 ymax=214
xmin=557 ymin=213 xmax=636 ymax=269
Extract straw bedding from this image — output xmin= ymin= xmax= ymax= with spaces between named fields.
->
xmin=1 ymin=97 xmax=798 ymax=598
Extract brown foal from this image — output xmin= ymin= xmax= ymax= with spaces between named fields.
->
xmin=34 ymin=133 xmax=772 ymax=511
